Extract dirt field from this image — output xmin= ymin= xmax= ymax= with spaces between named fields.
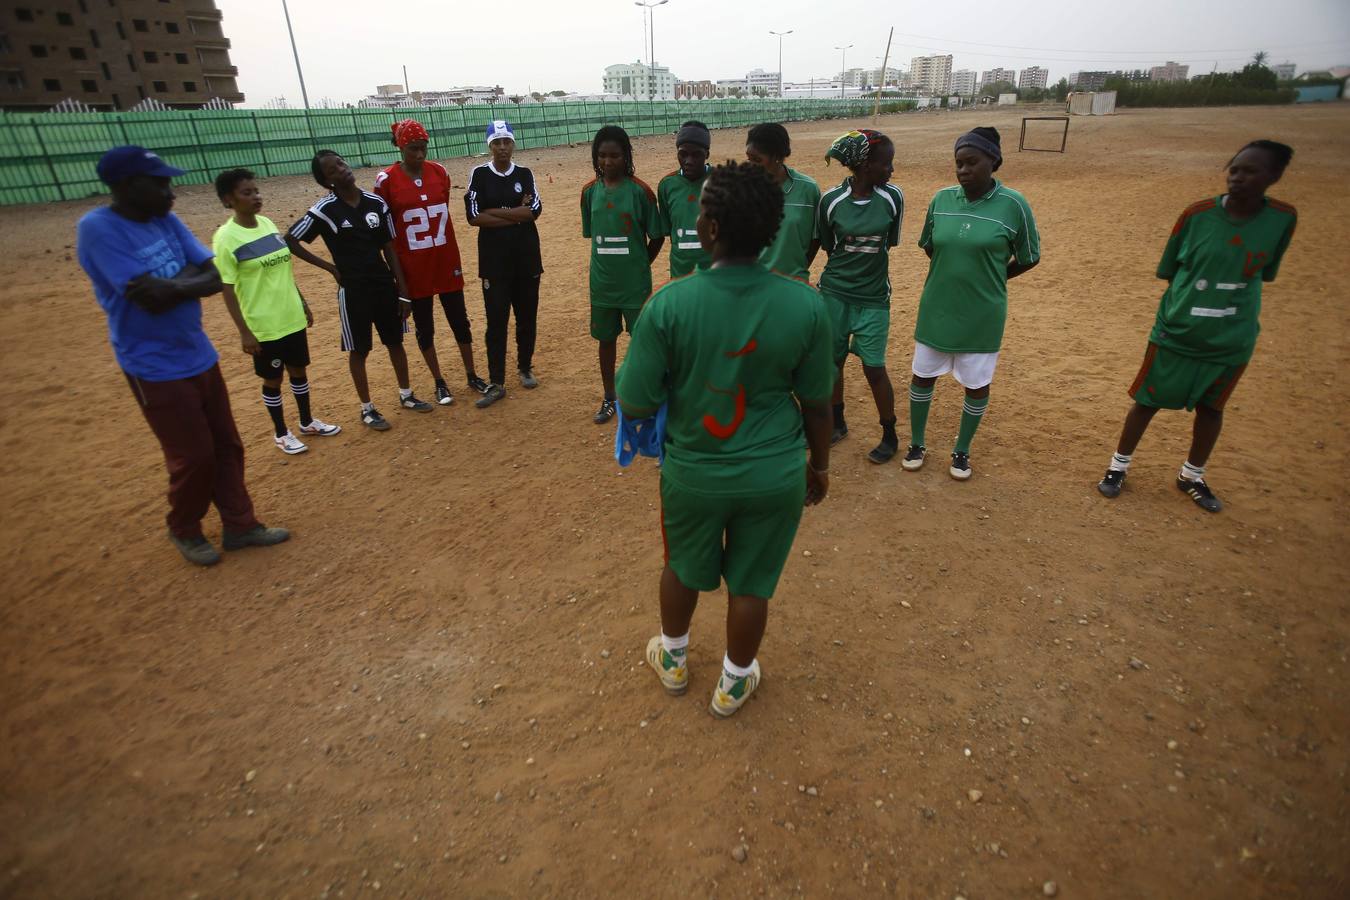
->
xmin=1 ymin=104 xmax=1347 ymax=899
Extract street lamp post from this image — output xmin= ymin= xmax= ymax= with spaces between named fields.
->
xmin=634 ymin=0 xmax=669 ymax=100
xmin=835 ymin=44 xmax=853 ymax=99
xmin=281 ymin=0 xmax=310 ymax=109
xmin=770 ymin=29 xmax=793 ymax=99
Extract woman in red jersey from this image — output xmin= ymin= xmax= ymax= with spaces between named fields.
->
xmin=374 ymin=119 xmax=488 ymax=406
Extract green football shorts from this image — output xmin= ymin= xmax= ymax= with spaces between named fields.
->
xmin=660 ymin=475 xmax=806 ymax=599
xmin=824 ymin=293 xmax=890 ymax=367
xmin=590 ymin=305 xmax=641 ymax=341
xmin=1129 ymin=342 xmax=1246 ymax=411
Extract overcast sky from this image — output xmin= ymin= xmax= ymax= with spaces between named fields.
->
xmin=226 ymin=0 xmax=1350 ymax=105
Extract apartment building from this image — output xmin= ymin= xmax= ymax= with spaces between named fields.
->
xmin=1 ymin=0 xmax=244 ymax=111
xmin=910 ymin=54 xmax=952 ymax=95
xmin=1018 ymin=66 xmax=1049 ymax=90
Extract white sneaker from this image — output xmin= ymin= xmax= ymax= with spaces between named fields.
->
xmin=274 ymin=431 xmax=308 ymax=455
xmin=645 ymin=635 xmax=688 ymax=695
xmin=709 ymin=660 xmax=761 ymax=718
xmin=298 ymin=418 xmax=342 ymax=437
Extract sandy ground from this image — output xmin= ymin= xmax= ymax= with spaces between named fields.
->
xmin=1 ymin=105 xmax=1347 ymax=899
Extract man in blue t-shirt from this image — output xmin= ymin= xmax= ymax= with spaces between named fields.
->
xmin=76 ymin=146 xmax=289 ymax=565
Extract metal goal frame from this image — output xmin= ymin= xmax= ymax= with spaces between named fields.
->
xmin=1019 ymin=116 xmax=1069 ymax=153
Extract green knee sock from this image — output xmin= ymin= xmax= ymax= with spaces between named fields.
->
xmin=955 ymin=394 xmax=989 ymax=454
xmin=909 ymin=384 xmax=934 ymax=446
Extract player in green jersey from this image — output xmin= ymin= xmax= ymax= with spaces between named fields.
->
xmin=581 ymin=125 xmax=663 ymax=424
xmin=617 ymin=161 xmax=834 ymax=719
xmin=745 ymin=123 xmax=821 ymax=282
xmin=818 ymin=129 xmax=905 ymax=463
xmin=904 ymin=127 xmax=1039 ymax=480
xmin=657 ymin=121 xmax=712 ymax=278
xmin=213 ymin=168 xmax=341 ymax=454
xmin=1097 ymin=140 xmax=1297 ymax=512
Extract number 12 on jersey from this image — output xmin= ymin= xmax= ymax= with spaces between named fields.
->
xmin=403 ymin=203 xmax=449 ymax=250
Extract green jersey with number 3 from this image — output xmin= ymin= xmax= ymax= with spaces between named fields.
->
xmin=1149 ymin=195 xmax=1297 ymax=365
xmin=581 ymin=176 xmax=661 ymax=309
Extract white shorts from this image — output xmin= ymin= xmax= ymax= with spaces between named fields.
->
xmin=910 ymin=342 xmax=999 ymax=389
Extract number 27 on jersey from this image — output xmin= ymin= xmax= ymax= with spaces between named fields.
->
xmin=403 ymin=203 xmax=449 ymax=250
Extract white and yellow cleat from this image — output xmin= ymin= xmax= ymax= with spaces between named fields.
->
xmin=646 ymin=635 xmax=688 ymax=695
xmin=709 ymin=660 xmax=761 ymax=718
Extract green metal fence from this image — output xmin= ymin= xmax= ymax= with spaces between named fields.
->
xmin=0 ymin=97 xmax=911 ymax=206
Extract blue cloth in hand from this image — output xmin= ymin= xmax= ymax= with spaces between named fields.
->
xmin=615 ymin=400 xmax=668 ymax=467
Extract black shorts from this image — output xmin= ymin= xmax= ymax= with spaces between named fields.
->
xmin=338 ymin=283 xmax=405 ymax=353
xmin=253 ymin=328 xmax=310 ymax=378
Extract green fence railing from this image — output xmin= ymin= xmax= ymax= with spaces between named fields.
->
xmin=0 ymin=97 xmax=912 ymax=206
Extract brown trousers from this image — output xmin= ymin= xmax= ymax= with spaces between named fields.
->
xmin=124 ymin=363 xmax=259 ymax=539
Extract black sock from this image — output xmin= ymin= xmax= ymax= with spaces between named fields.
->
xmin=833 ymin=402 xmax=846 ymax=429
xmin=262 ymin=385 xmax=287 ymax=437
xmin=290 ymin=378 xmax=312 ymax=427
xmin=880 ymin=417 xmax=898 ymax=446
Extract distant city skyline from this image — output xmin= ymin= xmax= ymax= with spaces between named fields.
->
xmin=227 ymin=0 xmax=1349 ymax=107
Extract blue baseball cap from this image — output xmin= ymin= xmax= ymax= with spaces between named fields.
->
xmin=485 ymin=120 xmax=515 ymax=144
xmin=96 ymin=145 xmax=186 ymax=185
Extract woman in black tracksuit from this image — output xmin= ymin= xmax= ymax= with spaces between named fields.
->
xmin=463 ymin=119 xmax=544 ymax=408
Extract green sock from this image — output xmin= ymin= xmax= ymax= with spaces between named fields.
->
xmin=909 ymin=384 xmax=934 ymax=446
xmin=955 ymin=394 xmax=989 ymax=454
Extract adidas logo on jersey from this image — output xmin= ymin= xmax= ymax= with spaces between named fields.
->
xmin=340 ymin=219 xmax=352 ymax=229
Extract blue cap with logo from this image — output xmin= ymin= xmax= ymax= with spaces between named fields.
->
xmin=485 ymin=120 xmax=515 ymax=145
xmin=96 ymin=145 xmax=186 ymax=185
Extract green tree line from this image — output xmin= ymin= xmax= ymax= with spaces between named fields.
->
xmin=1104 ymin=63 xmax=1295 ymax=107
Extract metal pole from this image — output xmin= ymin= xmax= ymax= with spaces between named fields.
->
xmin=403 ymin=64 xmax=410 ymax=97
xmin=281 ymin=0 xmax=311 ymax=109
xmin=32 ymin=121 xmax=64 ymax=201
xmin=835 ymin=45 xmax=853 ymax=100
xmin=350 ymin=106 xmax=361 ymax=164
xmin=187 ymin=114 xmax=208 ymax=181
xmin=770 ymin=30 xmax=793 ymax=99
xmin=634 ymin=1 xmax=668 ymax=100
xmin=873 ymin=27 xmax=892 ymax=123
xmin=251 ymin=110 xmax=268 ymax=176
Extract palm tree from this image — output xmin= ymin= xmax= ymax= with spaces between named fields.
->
xmin=1252 ymin=50 xmax=1269 ymax=67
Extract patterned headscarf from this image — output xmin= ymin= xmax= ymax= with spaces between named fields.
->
xmin=825 ymin=129 xmax=887 ymax=168
xmin=391 ymin=119 xmax=429 ymax=148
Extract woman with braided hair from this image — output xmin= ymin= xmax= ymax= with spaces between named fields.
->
xmin=581 ymin=125 xmax=663 ymax=423
xmin=904 ymin=126 xmax=1040 ymax=480
xmin=817 ymin=129 xmax=905 ymax=463
xmin=617 ymin=161 xmax=834 ymax=719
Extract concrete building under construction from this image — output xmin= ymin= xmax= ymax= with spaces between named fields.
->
xmin=1 ymin=0 xmax=244 ymax=111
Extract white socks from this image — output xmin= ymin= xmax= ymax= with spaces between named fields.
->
xmin=657 ymin=634 xmax=755 ymax=678
xmin=399 ymin=387 xmax=413 ymax=399
xmin=1110 ymin=455 xmax=1208 ymax=481
xmin=361 ymin=401 xmax=374 ymax=413
xmin=723 ymin=654 xmax=756 ymax=679
xmin=661 ymin=632 xmax=688 ymax=657
xmin=1180 ymin=460 xmax=1206 ymax=482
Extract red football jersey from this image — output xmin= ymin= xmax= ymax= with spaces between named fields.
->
xmin=373 ymin=161 xmax=465 ymax=296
